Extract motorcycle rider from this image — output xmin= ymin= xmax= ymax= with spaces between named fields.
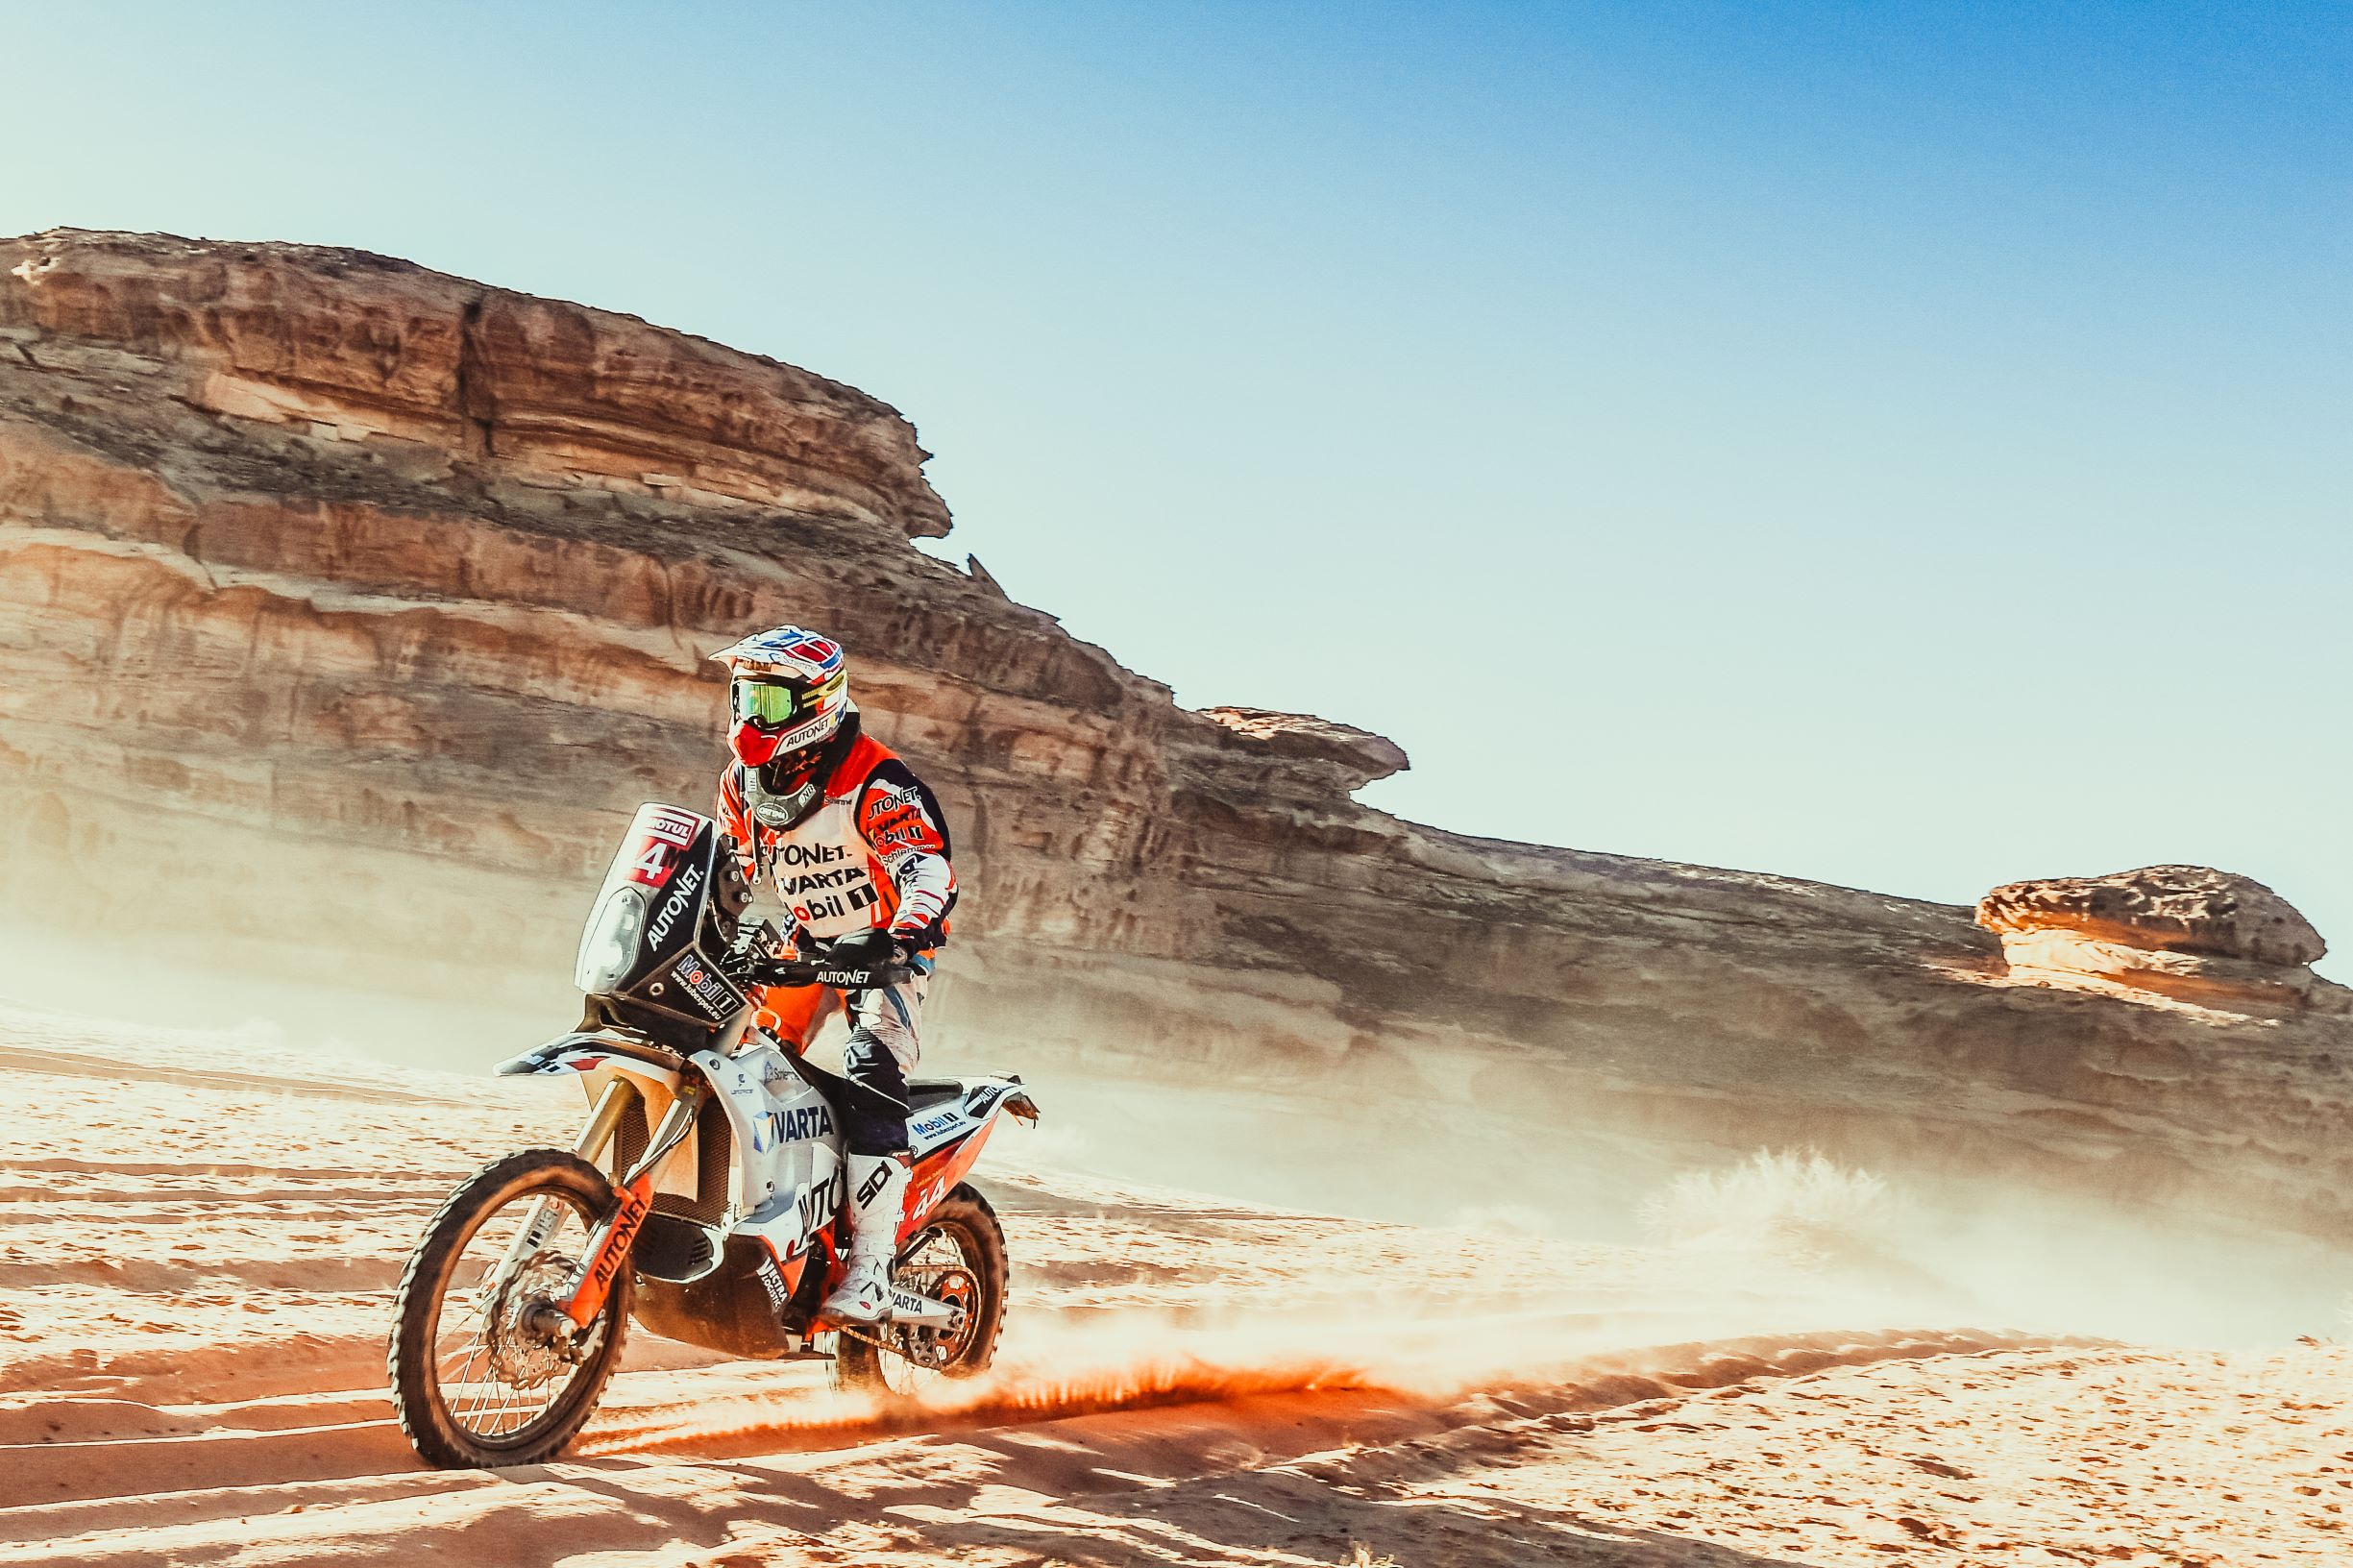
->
xmin=709 ymin=625 xmax=957 ymax=1323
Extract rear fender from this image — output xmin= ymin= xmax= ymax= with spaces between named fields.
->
xmin=900 ymin=1122 xmax=994 ymax=1245
xmin=898 ymin=1075 xmax=1040 ymax=1244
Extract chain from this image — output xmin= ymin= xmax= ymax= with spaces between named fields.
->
xmin=831 ymin=1323 xmax=903 ymax=1359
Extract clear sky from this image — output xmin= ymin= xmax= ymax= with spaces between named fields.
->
xmin=6 ymin=3 xmax=2347 ymax=970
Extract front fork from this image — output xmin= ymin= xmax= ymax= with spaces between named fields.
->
xmin=485 ymin=1080 xmax=633 ymax=1306
xmin=508 ymin=1078 xmax=706 ymax=1337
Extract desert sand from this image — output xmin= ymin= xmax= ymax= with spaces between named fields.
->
xmin=1 ymin=996 xmax=2347 ymax=1566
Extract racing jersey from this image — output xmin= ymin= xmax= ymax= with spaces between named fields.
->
xmin=716 ymin=723 xmax=956 ymax=949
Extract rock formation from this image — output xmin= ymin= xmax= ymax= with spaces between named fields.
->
xmin=5 ymin=229 xmax=2351 ymax=1240
xmin=1979 ymin=864 xmax=2327 ymax=968
xmin=1978 ymin=866 xmax=2336 ymax=1013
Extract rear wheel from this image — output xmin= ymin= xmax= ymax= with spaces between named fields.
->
xmin=830 ymin=1184 xmax=1007 ymax=1400
xmin=387 ymin=1148 xmax=632 ymax=1467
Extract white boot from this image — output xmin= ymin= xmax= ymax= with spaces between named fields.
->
xmin=822 ymin=1153 xmax=908 ymax=1323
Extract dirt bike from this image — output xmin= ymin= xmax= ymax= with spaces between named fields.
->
xmin=386 ymin=802 xmax=1039 ymax=1469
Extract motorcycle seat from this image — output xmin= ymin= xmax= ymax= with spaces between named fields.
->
xmin=784 ymin=1055 xmax=964 ymax=1129
xmin=906 ymin=1078 xmax=965 ymax=1112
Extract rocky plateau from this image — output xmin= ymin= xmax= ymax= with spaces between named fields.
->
xmin=3 ymin=229 xmax=2348 ymax=1243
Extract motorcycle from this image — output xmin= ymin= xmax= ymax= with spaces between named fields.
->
xmin=386 ymin=802 xmax=1039 ymax=1468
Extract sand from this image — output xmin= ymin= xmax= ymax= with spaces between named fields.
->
xmin=1 ymin=997 xmax=2347 ymax=1565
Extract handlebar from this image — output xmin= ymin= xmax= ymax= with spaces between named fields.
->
xmin=723 ymin=919 xmax=911 ymax=991
xmin=748 ymin=959 xmax=912 ymax=991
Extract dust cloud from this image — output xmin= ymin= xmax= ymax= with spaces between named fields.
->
xmin=4 ymin=834 xmax=2343 ymax=1464
xmin=8 ymin=879 xmax=2353 ymax=1568
xmin=932 ymin=996 xmax=2353 ymax=1353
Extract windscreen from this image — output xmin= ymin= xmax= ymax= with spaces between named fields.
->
xmin=575 ymin=803 xmax=715 ymax=997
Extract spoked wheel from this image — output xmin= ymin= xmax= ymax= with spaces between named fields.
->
xmin=388 ymin=1148 xmax=632 ymax=1467
xmin=830 ymin=1184 xmax=1007 ymax=1401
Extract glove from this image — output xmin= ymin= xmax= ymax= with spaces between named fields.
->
xmin=825 ymin=927 xmax=904 ymax=972
xmin=718 ymin=922 xmax=786 ymax=987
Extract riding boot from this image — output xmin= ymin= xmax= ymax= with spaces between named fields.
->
xmin=822 ymin=1153 xmax=908 ymax=1323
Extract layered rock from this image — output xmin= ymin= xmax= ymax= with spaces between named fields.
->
xmin=3 ymin=231 xmax=950 ymax=536
xmin=1980 ymin=864 xmax=2327 ymax=967
xmin=1977 ymin=867 xmax=2335 ymax=1013
xmin=1198 ymin=707 xmax=1410 ymax=796
xmin=5 ymin=229 xmax=2351 ymax=1241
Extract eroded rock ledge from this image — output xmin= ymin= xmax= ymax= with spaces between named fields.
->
xmin=1198 ymin=707 xmax=1409 ymax=789
xmin=1977 ymin=866 xmax=2335 ymax=1013
xmin=4 ymin=229 xmax=2350 ymax=1242
xmin=4 ymin=230 xmax=951 ymax=537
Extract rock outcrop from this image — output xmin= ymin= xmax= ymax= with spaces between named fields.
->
xmin=4 ymin=231 xmax=951 ymax=536
xmin=1976 ymin=867 xmax=2334 ymax=1013
xmin=5 ymin=229 xmax=2351 ymax=1241
xmin=1979 ymin=865 xmax=2327 ymax=968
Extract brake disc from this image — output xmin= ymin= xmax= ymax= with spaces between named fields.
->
xmin=484 ymin=1254 xmax=583 ymax=1386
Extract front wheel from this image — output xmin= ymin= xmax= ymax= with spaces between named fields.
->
xmin=387 ymin=1148 xmax=632 ymax=1467
xmin=830 ymin=1184 xmax=1008 ymax=1400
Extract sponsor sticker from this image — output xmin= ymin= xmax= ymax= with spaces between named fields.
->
xmin=797 ymin=1168 xmax=844 ymax=1232
xmin=625 ymin=839 xmax=676 ymax=888
xmin=667 ymin=950 xmax=742 ymax=1018
xmin=757 ymin=1257 xmax=793 ymax=1315
xmin=755 ymin=1103 xmax=834 ymax=1150
xmin=644 ymin=807 xmax=701 ymax=847
xmin=647 ymin=862 xmax=705 ymax=947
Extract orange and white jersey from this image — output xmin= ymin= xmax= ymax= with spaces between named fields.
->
xmin=716 ymin=726 xmax=956 ymax=948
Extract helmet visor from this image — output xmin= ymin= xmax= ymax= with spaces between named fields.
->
xmin=731 ymin=678 xmax=803 ymax=728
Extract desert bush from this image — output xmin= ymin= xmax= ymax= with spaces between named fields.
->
xmin=1643 ymin=1148 xmax=1895 ymax=1262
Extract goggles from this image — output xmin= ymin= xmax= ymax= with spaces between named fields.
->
xmin=731 ymin=678 xmax=807 ymax=728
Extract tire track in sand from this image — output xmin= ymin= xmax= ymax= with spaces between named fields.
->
xmin=0 ymin=1323 xmax=2071 ymax=1532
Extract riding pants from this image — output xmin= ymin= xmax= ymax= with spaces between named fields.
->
xmin=752 ymin=953 xmax=933 ymax=1156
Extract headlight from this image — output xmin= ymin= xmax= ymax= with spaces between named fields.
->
xmin=575 ymin=886 xmax=649 ymax=994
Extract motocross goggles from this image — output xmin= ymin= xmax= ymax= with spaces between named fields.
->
xmin=731 ymin=676 xmax=810 ymax=729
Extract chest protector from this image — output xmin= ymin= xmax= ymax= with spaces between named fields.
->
xmin=726 ymin=720 xmax=954 ymax=946
xmin=763 ymin=795 xmax=888 ymax=940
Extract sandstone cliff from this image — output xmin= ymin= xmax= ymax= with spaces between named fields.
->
xmin=5 ymin=230 xmax=2349 ymax=1239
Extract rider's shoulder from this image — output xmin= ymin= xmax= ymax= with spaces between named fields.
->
xmin=828 ymin=730 xmax=902 ymax=796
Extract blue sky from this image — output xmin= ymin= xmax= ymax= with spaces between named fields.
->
xmin=5 ymin=2 xmax=2347 ymax=968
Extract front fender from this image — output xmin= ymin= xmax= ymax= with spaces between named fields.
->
xmin=496 ymin=1032 xmax=683 ymax=1089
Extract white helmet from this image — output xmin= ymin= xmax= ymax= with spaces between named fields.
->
xmin=712 ymin=625 xmax=851 ymax=772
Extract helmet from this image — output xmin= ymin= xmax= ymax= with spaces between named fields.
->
xmin=711 ymin=625 xmax=852 ymax=772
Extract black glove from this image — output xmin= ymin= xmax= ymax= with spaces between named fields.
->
xmin=716 ymin=943 xmax=766 ymax=987
xmin=825 ymin=927 xmax=905 ymax=972
xmin=718 ymin=921 xmax=785 ymax=987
